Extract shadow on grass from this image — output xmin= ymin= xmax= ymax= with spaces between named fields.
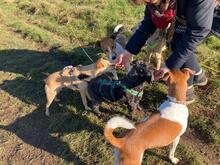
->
xmin=0 ymin=47 xmax=103 ymax=163
xmin=0 ymin=106 xmax=103 ymax=164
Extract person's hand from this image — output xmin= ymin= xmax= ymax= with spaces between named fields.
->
xmin=115 ymin=51 xmax=132 ymax=68
xmin=153 ymin=66 xmax=170 ymax=81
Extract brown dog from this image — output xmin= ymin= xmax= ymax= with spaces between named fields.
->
xmin=104 ymin=68 xmax=195 ymax=165
xmin=97 ymin=25 xmax=132 ymax=80
xmin=44 ymin=58 xmax=113 ymax=116
xmin=145 ymin=28 xmax=167 ymax=70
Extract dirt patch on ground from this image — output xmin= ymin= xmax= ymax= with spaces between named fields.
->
xmin=183 ymin=130 xmax=220 ymax=165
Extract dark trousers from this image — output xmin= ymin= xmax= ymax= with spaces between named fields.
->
xmin=171 ymin=33 xmax=200 ymax=86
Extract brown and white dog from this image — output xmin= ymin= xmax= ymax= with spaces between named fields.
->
xmin=44 ymin=58 xmax=113 ymax=116
xmin=96 ymin=24 xmax=132 ymax=80
xmin=104 ymin=68 xmax=195 ymax=165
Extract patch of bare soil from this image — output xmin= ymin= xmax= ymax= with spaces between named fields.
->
xmin=183 ymin=130 xmax=220 ymax=165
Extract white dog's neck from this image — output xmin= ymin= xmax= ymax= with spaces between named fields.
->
xmin=167 ymin=95 xmax=186 ymax=105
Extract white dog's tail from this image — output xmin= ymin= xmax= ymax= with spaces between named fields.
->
xmin=104 ymin=116 xmax=135 ymax=149
xmin=113 ymin=24 xmax=124 ymax=33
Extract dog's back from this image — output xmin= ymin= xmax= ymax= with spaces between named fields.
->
xmin=88 ymin=77 xmax=125 ymax=102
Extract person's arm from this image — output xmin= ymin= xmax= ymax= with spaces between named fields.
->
xmin=166 ymin=0 xmax=214 ymax=69
xmin=125 ymin=6 xmax=157 ymax=55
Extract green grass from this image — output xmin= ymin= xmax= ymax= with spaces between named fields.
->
xmin=0 ymin=0 xmax=219 ymax=164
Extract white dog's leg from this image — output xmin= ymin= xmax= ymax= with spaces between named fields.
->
xmin=169 ymin=136 xmax=180 ymax=164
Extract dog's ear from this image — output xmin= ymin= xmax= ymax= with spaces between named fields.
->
xmin=182 ymin=68 xmax=195 ymax=79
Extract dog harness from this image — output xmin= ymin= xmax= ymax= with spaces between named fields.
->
xmin=159 ymin=97 xmax=188 ymax=135
xmin=98 ymin=79 xmax=143 ymax=101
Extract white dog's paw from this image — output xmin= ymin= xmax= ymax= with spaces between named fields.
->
xmin=170 ymin=157 xmax=179 ymax=164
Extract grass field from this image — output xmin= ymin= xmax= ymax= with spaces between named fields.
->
xmin=0 ymin=0 xmax=219 ymax=164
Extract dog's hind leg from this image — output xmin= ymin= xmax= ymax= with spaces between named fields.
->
xmin=45 ymin=85 xmax=58 ymax=116
xmin=169 ymin=136 xmax=180 ymax=164
xmin=145 ymin=47 xmax=153 ymax=64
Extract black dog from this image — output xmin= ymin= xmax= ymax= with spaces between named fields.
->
xmin=87 ymin=60 xmax=153 ymax=116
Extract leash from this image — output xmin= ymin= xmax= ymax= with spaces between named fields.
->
xmin=69 ymin=27 xmax=112 ymax=80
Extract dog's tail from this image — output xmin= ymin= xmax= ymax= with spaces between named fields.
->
xmin=104 ymin=116 xmax=135 ymax=149
xmin=113 ymin=24 xmax=124 ymax=34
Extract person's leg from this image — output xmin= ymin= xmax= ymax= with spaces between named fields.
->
xmin=181 ymin=52 xmax=200 ymax=87
xmin=170 ymin=33 xmax=198 ymax=104
xmin=171 ymin=33 xmax=207 ymax=87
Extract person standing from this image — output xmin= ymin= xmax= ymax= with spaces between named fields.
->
xmin=115 ymin=0 xmax=220 ymax=104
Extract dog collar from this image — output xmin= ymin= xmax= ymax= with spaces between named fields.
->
xmin=167 ymin=96 xmax=186 ymax=105
xmin=124 ymin=88 xmax=143 ymax=97
xmin=120 ymin=83 xmax=143 ymax=97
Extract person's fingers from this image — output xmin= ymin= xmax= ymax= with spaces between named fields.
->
xmin=115 ymin=55 xmax=122 ymax=65
xmin=154 ymin=70 xmax=162 ymax=77
xmin=153 ymin=70 xmax=164 ymax=81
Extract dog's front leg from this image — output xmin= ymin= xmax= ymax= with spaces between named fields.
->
xmin=155 ymin=52 xmax=162 ymax=70
xmin=111 ymin=69 xmax=119 ymax=80
xmin=79 ymin=90 xmax=91 ymax=111
xmin=169 ymin=136 xmax=180 ymax=164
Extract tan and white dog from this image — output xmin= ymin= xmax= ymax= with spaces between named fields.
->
xmin=44 ymin=58 xmax=113 ymax=116
xmin=104 ymin=68 xmax=195 ymax=165
xmin=97 ymin=24 xmax=132 ymax=80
